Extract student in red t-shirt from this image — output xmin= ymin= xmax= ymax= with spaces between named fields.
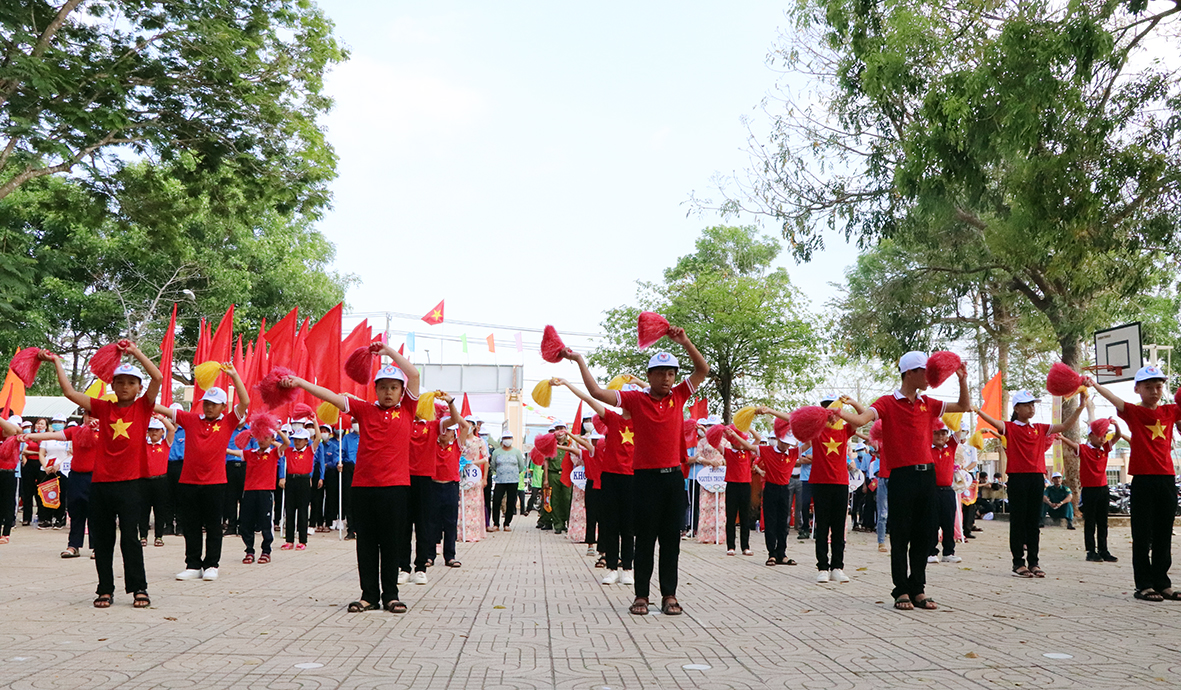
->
xmin=753 ymin=407 xmax=797 ymax=566
xmin=46 ymin=346 xmax=164 ymax=609
xmin=1076 ymin=418 xmax=1122 ymax=563
xmin=280 ymin=427 xmax=321 ymax=550
xmin=1089 ymin=366 xmax=1181 ymax=602
xmin=140 ymin=415 xmax=176 ymax=547
xmin=432 ymin=397 xmax=468 ymax=569
xmin=808 ymin=396 xmax=867 ymax=584
xmin=840 ymin=351 xmax=971 ymax=612
xmin=282 ymin=343 xmax=420 ymax=613
xmin=927 ymin=421 xmax=960 ymax=564
xmin=406 ymin=397 xmax=455 ymax=581
xmin=166 ymin=364 xmax=250 ymax=583
xmin=976 ymin=388 xmax=1085 ymax=580
xmin=568 ymin=326 xmax=710 ymax=617
xmin=240 ymin=428 xmax=287 ymax=563
xmin=720 ymin=426 xmax=758 ymax=557
xmin=0 ymin=416 xmax=20 ymax=543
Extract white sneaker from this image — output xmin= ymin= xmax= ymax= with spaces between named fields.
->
xmin=620 ymin=570 xmax=634 ymax=585
xmin=941 ymin=555 xmax=962 ymax=563
xmin=830 ymin=569 xmax=850 ymax=583
xmin=411 ymin=570 xmax=428 ymax=585
xmin=927 ymin=555 xmax=939 ymax=563
xmin=202 ymin=567 xmax=219 ymax=581
xmin=816 ymin=570 xmax=830 ymax=583
xmin=397 ymin=570 xmax=411 ymax=584
xmin=586 ymin=546 xmax=598 ymax=557
xmin=176 ymin=569 xmax=203 ymax=581
xmin=601 ymin=569 xmax=619 ymax=585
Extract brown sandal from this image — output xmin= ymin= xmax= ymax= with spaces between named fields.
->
xmin=1030 ymin=567 xmax=1046 ymax=578
xmin=661 ymin=596 xmax=683 ymax=615
xmin=628 ymin=598 xmax=649 ymax=615
xmin=912 ymin=596 xmax=937 ymax=610
xmin=93 ymin=594 xmax=112 ymax=609
xmin=893 ymin=595 xmax=913 ymax=611
xmin=1012 ymin=566 xmax=1034 ymax=578
xmin=61 ymin=547 xmax=79 ymax=558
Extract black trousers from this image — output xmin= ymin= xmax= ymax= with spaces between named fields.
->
xmin=401 ymin=475 xmax=433 ymax=572
xmin=166 ymin=461 xmax=183 ymax=534
xmin=19 ymin=462 xmax=41 ymax=523
xmin=353 ymin=485 xmax=408 ymax=606
xmin=725 ymin=482 xmax=752 ymax=551
xmin=311 ymin=474 xmax=325 ymax=528
xmin=851 ymin=488 xmax=866 ymax=528
xmin=90 ymin=480 xmax=147 ymax=596
xmin=1007 ymin=473 xmax=1044 ymax=570
xmin=139 ymin=474 xmax=170 ymax=540
xmin=432 ymin=481 xmax=459 ymax=563
xmin=1131 ymin=475 xmax=1176 ymax=592
xmin=799 ymin=481 xmax=814 ymax=533
xmin=324 ymin=468 xmax=340 ymax=525
xmin=762 ymin=482 xmax=790 ymax=560
xmin=341 ymin=463 xmax=355 ymax=534
xmin=518 ymin=489 xmax=527 ymax=515
xmin=960 ymin=498 xmax=974 ymax=535
xmin=283 ymin=475 xmax=311 ymax=545
xmin=632 ymin=469 xmax=685 ymax=600
xmin=599 ymin=472 xmax=635 ymax=571
xmin=239 ymin=489 xmax=274 ymax=555
xmin=584 ymin=481 xmax=599 ymax=544
xmin=1081 ymin=485 xmax=1110 ymax=554
xmin=224 ymin=460 xmax=246 ymax=531
xmin=0 ymin=471 xmax=17 ymax=536
xmin=887 ymin=465 xmax=937 ymax=599
xmin=686 ymin=478 xmax=701 ymax=533
xmin=528 ymin=485 xmax=542 ymax=514
xmin=930 ymin=487 xmax=957 ymax=557
xmin=178 ymin=483 xmax=226 ymax=570
xmin=811 ymin=483 xmax=848 ymax=570
xmin=491 ymin=482 xmax=517 ymax=527
xmin=66 ymin=471 xmax=92 ymax=549
xmin=485 ymin=479 xmax=494 ymax=524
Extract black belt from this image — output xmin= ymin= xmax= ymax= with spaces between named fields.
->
xmin=895 ymin=463 xmax=932 ymax=472
xmin=287 ymin=473 xmax=312 ymax=479
xmin=636 ymin=467 xmax=680 ymax=475
xmin=0 ymin=468 xmax=15 ymax=474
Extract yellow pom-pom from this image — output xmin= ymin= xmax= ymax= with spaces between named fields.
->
xmin=968 ymin=429 xmax=985 ymax=450
xmin=942 ymin=413 xmax=963 ymax=434
xmin=733 ymin=406 xmax=758 ymax=433
xmin=194 ymin=361 xmax=222 ymax=391
xmin=606 ymin=375 xmax=629 ymax=391
xmin=416 ymin=391 xmax=438 ymax=420
xmin=317 ymin=401 xmax=340 ymax=426
xmin=531 ymin=380 xmax=553 ymax=408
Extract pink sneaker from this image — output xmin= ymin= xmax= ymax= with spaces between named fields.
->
xmin=280 ymin=543 xmax=294 ymax=550
xmin=296 ymin=543 xmax=307 ymax=551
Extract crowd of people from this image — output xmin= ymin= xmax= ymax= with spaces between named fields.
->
xmin=1 ymin=326 xmax=1178 ymax=611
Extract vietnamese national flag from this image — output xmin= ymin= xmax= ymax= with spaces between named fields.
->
xmin=978 ymin=371 xmax=1004 ymax=438
xmin=159 ymin=303 xmax=178 ymax=406
xmin=421 ymin=300 xmax=445 ymax=326
xmin=305 ymin=303 xmax=343 ymax=392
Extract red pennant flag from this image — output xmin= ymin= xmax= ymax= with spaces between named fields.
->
xmin=192 ymin=317 xmax=209 ymax=401
xmin=203 ymin=305 xmax=235 ymax=397
xmin=571 ymin=402 xmax=583 ymax=436
xmin=340 ymin=319 xmax=371 ymax=399
xmin=398 ymin=344 xmax=404 ymax=355
xmin=264 ymin=307 xmax=299 ymax=371
xmin=560 ymin=453 xmax=573 ymax=488
xmin=245 ymin=320 xmax=268 ymax=414
xmin=421 ymin=300 xmax=445 ymax=326
xmin=690 ymin=397 xmax=708 ymax=421
xmin=978 ymin=371 xmax=1004 ymax=437
xmin=229 ymin=335 xmax=244 ymax=406
xmin=460 ymin=393 xmax=472 ymax=418
xmin=305 ymin=303 xmax=343 ymax=392
xmin=159 ymin=303 xmax=178 ymax=407
xmin=293 ymin=317 xmax=314 ymax=410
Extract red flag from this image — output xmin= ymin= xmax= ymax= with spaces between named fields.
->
xmin=365 ymin=332 xmax=384 ymax=402
xmin=340 ymin=319 xmax=371 ymax=398
xmin=979 ymin=371 xmax=1004 ymax=437
xmin=293 ymin=317 xmax=314 ymax=410
xmin=245 ymin=320 xmax=268 ymax=414
xmin=265 ymin=307 xmax=299 ymax=371
xmin=571 ymin=402 xmax=583 ymax=436
xmin=398 ymin=344 xmax=404 ymax=355
xmin=560 ymin=452 xmax=573 ymax=488
xmin=421 ymin=300 xmax=445 ymax=326
xmin=159 ymin=303 xmax=178 ymax=407
xmin=1 ymin=348 xmax=27 ymax=416
xmin=192 ymin=317 xmax=209 ymax=401
xmin=305 ymin=303 xmax=343 ymax=392
xmin=204 ymin=305 xmax=235 ymax=396
xmin=460 ymin=393 xmax=472 ymax=418
xmin=229 ymin=335 xmax=244 ymax=406
xmin=690 ymin=397 xmax=708 ymax=421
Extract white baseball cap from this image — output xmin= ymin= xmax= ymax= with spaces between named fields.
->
xmin=52 ymin=414 xmax=68 ymax=423
xmin=621 ymin=383 xmax=644 ymax=392
xmin=169 ymin=402 xmax=185 ymax=411
xmin=291 ymin=428 xmax=310 ymax=440
xmin=201 ymin=387 xmax=228 ymax=405
xmin=1051 ymin=471 xmax=1062 ymax=478
xmin=1012 ymin=390 xmax=1040 ymax=405
xmin=700 ymin=415 xmax=723 ymax=427
xmin=501 ymin=431 xmax=514 ymax=439
xmin=444 ymin=423 xmax=458 ymax=431
xmin=464 ymin=415 xmax=480 ymax=424
xmin=647 ymin=352 xmax=679 ymax=370
xmin=112 ymin=363 xmax=144 ymax=381
xmin=898 ymin=351 xmax=928 ymax=373
xmin=1134 ymin=365 xmax=1167 ymax=383
xmin=148 ymin=418 xmax=166 ymax=430
xmin=280 ymin=424 xmax=292 ymax=433
xmin=374 ymin=365 xmax=406 ymax=383
xmin=10 ymin=415 xmax=24 ymax=427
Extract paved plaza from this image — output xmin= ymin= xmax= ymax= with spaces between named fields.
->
xmin=1 ymin=517 xmax=1179 ymax=689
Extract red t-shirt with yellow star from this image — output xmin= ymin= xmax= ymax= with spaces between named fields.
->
xmin=409 ymin=419 xmax=440 ymax=477
xmin=146 ymin=440 xmax=170 ymax=477
xmin=1118 ymin=404 xmax=1181 ymax=476
xmin=724 ymin=447 xmax=754 ymax=483
xmin=175 ymin=409 xmax=244 ymax=485
xmin=345 ymin=391 xmax=419 ymax=487
xmin=89 ymin=397 xmax=154 ymax=483
xmin=616 ymin=379 xmax=695 ymax=471
xmin=757 ymin=445 xmax=796 ymax=486
xmin=808 ymin=421 xmax=855 ymax=485
xmin=1002 ymin=421 xmax=1052 ymax=474
xmin=598 ymin=409 xmax=635 ymax=476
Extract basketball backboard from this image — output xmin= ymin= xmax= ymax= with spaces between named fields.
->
xmin=1093 ymin=322 xmax=1142 ymax=384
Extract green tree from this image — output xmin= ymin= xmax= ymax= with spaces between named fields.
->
xmin=589 ymin=226 xmax=817 ymax=423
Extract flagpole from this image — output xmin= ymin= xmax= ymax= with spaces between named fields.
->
xmin=337 ymin=417 xmax=344 ymax=541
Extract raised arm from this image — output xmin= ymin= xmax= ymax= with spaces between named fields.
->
xmin=1109 ymin=419 xmax=1123 ymax=445
xmin=1048 ymin=390 xmax=1087 ymax=435
xmin=126 ymin=342 xmax=164 ymax=404
xmin=48 ymin=353 xmax=92 ymax=411
xmin=550 ymin=378 xmax=607 ymax=417
xmin=839 ymin=399 xmax=876 ymax=428
xmin=1058 ymin=436 xmax=1079 ymax=452
xmin=755 ymin=406 xmax=791 ymax=423
xmin=667 ymin=326 xmax=709 ymax=389
xmin=381 ymin=343 xmax=419 ymax=399
xmin=943 ymin=366 xmax=972 ymax=414
xmin=1084 ymin=376 xmax=1125 ymax=413
xmin=564 ymin=350 xmax=618 ymax=406
xmin=436 ymin=391 xmax=460 ymax=431
xmin=222 ymin=362 xmax=249 ymax=418
xmin=281 ymin=375 xmax=348 ymax=411
xmin=725 ymin=427 xmax=758 ymax=452
xmin=157 ymin=413 xmax=178 ymax=445
xmin=974 ymin=405 xmax=1007 ymax=436
xmin=0 ymin=417 xmax=18 ymax=437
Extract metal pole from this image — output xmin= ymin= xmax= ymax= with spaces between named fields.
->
xmin=338 ymin=418 xmax=344 ymax=541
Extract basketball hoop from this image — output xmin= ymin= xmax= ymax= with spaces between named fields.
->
xmin=1082 ymin=364 xmax=1123 ymax=376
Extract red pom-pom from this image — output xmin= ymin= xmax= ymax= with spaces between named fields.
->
xmin=8 ymin=348 xmax=45 ymax=387
xmin=530 ymin=447 xmax=546 ymax=466
xmin=705 ymin=424 xmax=726 ymax=449
xmin=925 ymin=351 xmax=961 ymax=388
xmin=1046 ymin=362 xmax=1084 ymax=397
xmin=0 ymin=435 xmax=20 ymax=467
xmin=540 ymin=325 xmax=568 ymax=363
xmin=89 ymin=343 xmax=124 ymax=383
xmin=291 ymin=402 xmax=316 ymax=421
xmin=869 ymin=419 xmax=884 ymax=443
xmin=773 ymin=417 xmax=791 ymax=440
xmin=637 ymin=311 xmax=670 ymax=350
xmin=255 ymin=366 xmax=299 ymax=408
xmin=344 ymin=346 xmax=376 ymax=385
xmin=682 ymin=418 xmax=698 ymax=447
xmin=533 ymin=432 xmax=557 ymax=457
xmin=74 ymin=422 xmax=97 ymax=451
xmin=1088 ymin=419 xmax=1110 ymax=439
xmin=592 ymin=416 xmax=607 ymax=434
xmin=248 ymin=410 xmax=281 ymax=442
xmin=234 ymin=431 xmax=251 ymax=449
xmin=789 ymin=406 xmax=830 ymax=442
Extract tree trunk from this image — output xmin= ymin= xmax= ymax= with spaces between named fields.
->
xmin=1058 ymin=335 xmax=1082 ymax=509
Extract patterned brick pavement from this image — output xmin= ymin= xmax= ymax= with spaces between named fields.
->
xmin=0 ymin=517 xmax=1178 ymax=689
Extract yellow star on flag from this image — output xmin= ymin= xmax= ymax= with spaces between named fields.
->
xmin=620 ymin=429 xmax=635 ymax=445
xmin=1147 ymin=420 xmax=1167 ymax=440
xmin=822 ymin=437 xmax=841 ymax=456
xmin=110 ymin=418 xmax=132 ymax=440
xmin=431 ymin=310 xmax=442 ymax=321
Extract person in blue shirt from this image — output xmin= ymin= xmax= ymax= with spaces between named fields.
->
xmin=797 ymin=448 xmax=813 ymax=540
xmin=311 ymin=423 xmax=336 ymax=532
xmin=317 ymin=424 xmax=341 ymax=532
xmin=340 ymin=420 xmax=359 ymax=540
xmin=166 ymin=402 xmax=186 ymax=536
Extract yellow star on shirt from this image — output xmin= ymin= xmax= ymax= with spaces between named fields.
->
xmin=1147 ymin=420 xmax=1167 ymax=440
xmin=620 ymin=429 xmax=635 ymax=445
xmin=110 ymin=418 xmax=132 ymax=440
xmin=212 ymin=423 xmax=221 ymax=432
xmin=822 ymin=437 xmax=841 ymax=456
